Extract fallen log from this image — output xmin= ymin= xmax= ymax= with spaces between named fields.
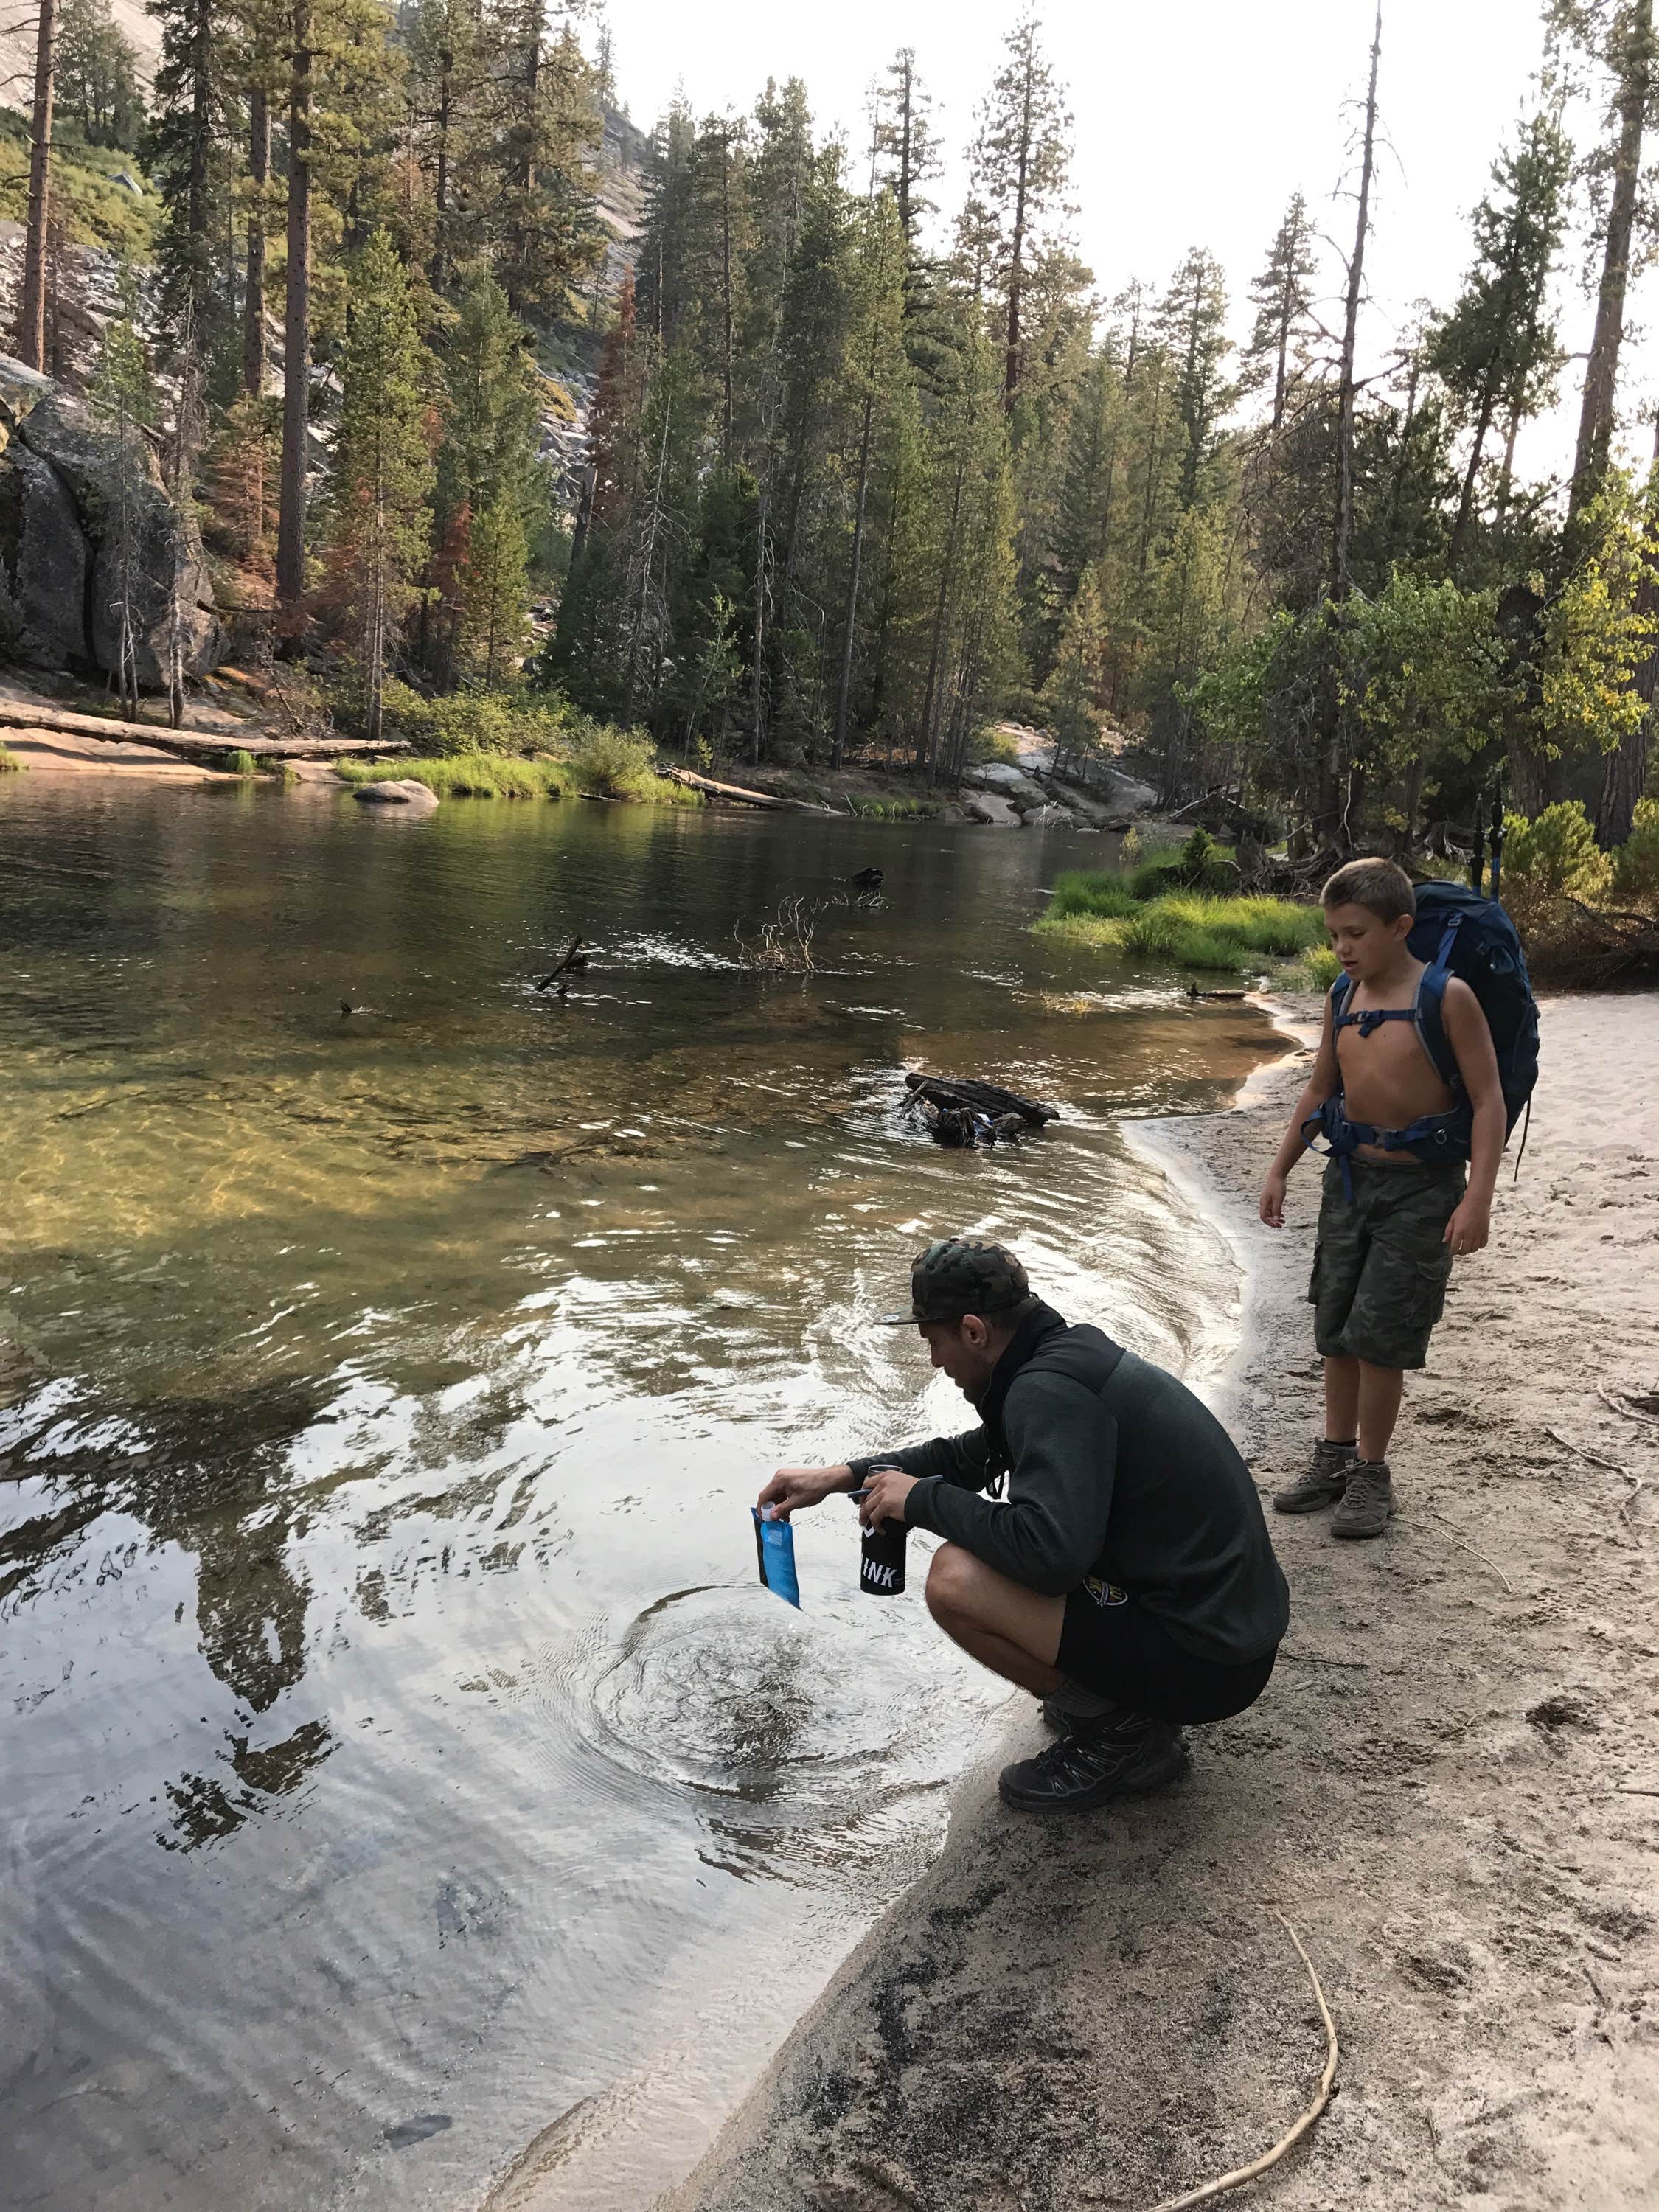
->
xmin=902 ymin=1071 xmax=1060 ymax=1126
xmin=664 ymin=765 xmax=838 ymax=815
xmin=0 ymin=695 xmax=405 ymax=761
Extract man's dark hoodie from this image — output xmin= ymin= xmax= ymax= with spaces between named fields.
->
xmin=852 ymin=1304 xmax=1288 ymax=1665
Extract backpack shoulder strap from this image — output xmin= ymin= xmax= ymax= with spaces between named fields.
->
xmin=1413 ymin=919 xmax=1462 ymax=1091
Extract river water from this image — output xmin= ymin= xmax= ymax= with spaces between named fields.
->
xmin=0 ymin=778 xmax=1269 ymax=2212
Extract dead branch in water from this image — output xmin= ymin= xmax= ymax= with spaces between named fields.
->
xmin=734 ymin=896 xmax=818 ymax=973
xmin=1145 ymin=1911 xmax=1338 ymax=2212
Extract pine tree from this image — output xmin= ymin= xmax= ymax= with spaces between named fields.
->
xmin=1158 ymin=246 xmax=1234 ymax=509
xmin=969 ymin=7 xmax=1072 ymax=410
xmin=431 ymin=271 xmax=540 ymax=683
xmin=324 ymin=231 xmax=435 ymax=740
xmin=406 ymin=0 xmax=485 ymax=295
xmin=58 ymin=0 xmax=145 ymax=148
xmin=1243 ymin=195 xmax=1318 ymax=434
xmin=1432 ymin=116 xmax=1571 ymax=571
xmin=457 ymin=492 xmax=530 ymax=682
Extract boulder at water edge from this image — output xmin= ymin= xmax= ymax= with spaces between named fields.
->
xmin=966 ymin=793 xmax=1021 ymax=827
xmin=352 ymin=779 xmax=439 ymax=810
xmin=0 ymin=375 xmax=219 ymax=687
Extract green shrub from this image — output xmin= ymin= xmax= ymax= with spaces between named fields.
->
xmin=1130 ymin=827 xmax=1238 ymax=898
xmin=222 ymin=748 xmax=258 ymax=776
xmin=1608 ymin=796 xmax=1659 ymax=912
xmin=968 ymin=724 xmax=1023 ymax=768
xmin=571 ymin=723 xmax=658 ymax=796
xmin=1502 ymin=801 xmax=1612 ymax=914
xmin=375 ymin=680 xmax=574 ymax=757
xmin=0 ymin=740 xmax=23 ymax=772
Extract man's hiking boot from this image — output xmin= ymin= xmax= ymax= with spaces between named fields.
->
xmin=1331 ymin=1458 xmax=1394 ymax=1539
xmin=999 ymin=1714 xmax=1190 ymax=1813
xmin=1273 ymin=1439 xmax=1358 ymax=1515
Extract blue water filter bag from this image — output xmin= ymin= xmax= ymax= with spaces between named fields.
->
xmin=751 ymin=1506 xmax=801 ymax=1607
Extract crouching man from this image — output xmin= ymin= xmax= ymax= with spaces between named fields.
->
xmin=758 ymin=1238 xmax=1289 ymax=1813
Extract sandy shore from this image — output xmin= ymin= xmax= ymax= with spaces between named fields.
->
xmin=659 ymin=993 xmax=1659 ymax=2212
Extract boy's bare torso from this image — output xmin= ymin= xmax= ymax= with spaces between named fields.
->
xmin=1335 ymin=957 xmax=1459 ymax=1165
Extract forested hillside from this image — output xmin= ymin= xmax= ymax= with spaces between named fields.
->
xmin=2 ymin=0 xmax=1658 ymax=869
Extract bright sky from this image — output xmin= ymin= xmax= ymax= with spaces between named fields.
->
xmin=599 ymin=0 xmax=1659 ymax=490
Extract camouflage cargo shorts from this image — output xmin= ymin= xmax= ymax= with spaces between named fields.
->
xmin=1308 ymin=1158 xmax=1465 ymax=1371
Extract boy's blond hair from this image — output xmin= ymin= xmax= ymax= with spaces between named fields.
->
xmin=1322 ymin=856 xmax=1416 ymax=925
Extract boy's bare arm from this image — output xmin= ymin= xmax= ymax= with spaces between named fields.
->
xmin=1441 ymin=978 xmax=1504 ymax=1255
xmin=1259 ymin=994 xmax=1339 ymax=1228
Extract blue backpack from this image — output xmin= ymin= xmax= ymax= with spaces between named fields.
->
xmin=1307 ymin=879 xmax=1541 ymax=1176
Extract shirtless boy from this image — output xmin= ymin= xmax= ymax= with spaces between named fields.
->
xmin=1259 ymin=858 xmax=1506 ymax=1537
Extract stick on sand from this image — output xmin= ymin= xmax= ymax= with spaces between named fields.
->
xmin=1145 ymin=1911 xmax=1339 ymax=2212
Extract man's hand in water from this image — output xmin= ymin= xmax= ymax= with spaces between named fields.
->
xmin=1259 ymin=1169 xmax=1288 ymax=1229
xmin=858 ymin=1465 xmax=918 ymax=1531
xmin=757 ymin=1465 xmax=853 ymax=1519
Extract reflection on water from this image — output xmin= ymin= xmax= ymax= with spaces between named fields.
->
xmin=0 ymin=780 xmax=1267 ymax=2212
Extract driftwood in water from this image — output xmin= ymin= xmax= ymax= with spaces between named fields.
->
xmin=664 ymin=765 xmax=838 ymax=815
xmin=902 ymin=1072 xmax=1060 ymax=1126
xmin=917 ymin=1099 xmax=1026 ymax=1150
xmin=1186 ymin=984 xmax=1250 ymax=1002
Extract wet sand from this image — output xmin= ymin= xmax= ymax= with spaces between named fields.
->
xmin=659 ymin=992 xmax=1659 ymax=2212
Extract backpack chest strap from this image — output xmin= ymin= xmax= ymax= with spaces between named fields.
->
xmin=1333 ymin=1004 xmax=1418 ymax=1040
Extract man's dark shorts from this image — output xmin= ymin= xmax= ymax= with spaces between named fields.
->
xmin=1057 ymin=1582 xmax=1276 ymax=1724
xmin=1310 ymin=1155 xmax=1464 ymax=1370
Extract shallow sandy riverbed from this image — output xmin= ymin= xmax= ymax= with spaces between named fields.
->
xmin=658 ymin=992 xmax=1659 ymax=2212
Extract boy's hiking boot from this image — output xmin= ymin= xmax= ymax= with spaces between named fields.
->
xmin=1037 ymin=1691 xmax=1142 ymax=1735
xmin=999 ymin=1712 xmax=1190 ymax=1813
xmin=1331 ymin=1458 xmax=1394 ymax=1539
xmin=1273 ymin=1439 xmax=1358 ymax=1514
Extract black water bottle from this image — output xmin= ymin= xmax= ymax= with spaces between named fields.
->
xmin=855 ymin=1470 xmax=909 ymax=1597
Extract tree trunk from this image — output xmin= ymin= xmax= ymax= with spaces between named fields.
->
xmin=243 ymin=86 xmax=270 ymax=396
xmin=1003 ymin=61 xmax=1032 ymax=408
xmin=1570 ymin=0 xmax=1652 ymax=522
xmin=276 ymin=1 xmax=313 ymax=635
xmin=16 ymin=0 xmax=58 ymax=372
xmin=431 ymin=43 xmax=452 ymax=292
xmin=1319 ymin=0 xmax=1381 ymax=851
xmin=1332 ymin=0 xmax=1381 ymax=608
xmin=1597 ymin=417 xmax=1659 ymax=846
xmin=1448 ymin=375 xmax=1500 ymax=571
xmin=917 ymin=453 xmax=965 ymax=773
xmin=831 ymin=386 xmax=876 ymax=768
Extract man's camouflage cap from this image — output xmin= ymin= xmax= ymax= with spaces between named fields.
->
xmin=878 ymin=1237 xmax=1034 ymax=1326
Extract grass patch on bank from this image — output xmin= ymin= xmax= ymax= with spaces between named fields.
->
xmin=0 ymin=740 xmax=24 ymax=772
xmin=1039 ymin=869 xmax=1327 ymax=978
xmin=338 ymin=754 xmax=576 ymax=799
xmin=335 ymin=748 xmax=703 ymax=806
xmin=845 ymin=794 xmax=939 ymax=819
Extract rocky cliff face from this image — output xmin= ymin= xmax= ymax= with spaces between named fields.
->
xmin=0 ymin=361 xmax=218 ymax=687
